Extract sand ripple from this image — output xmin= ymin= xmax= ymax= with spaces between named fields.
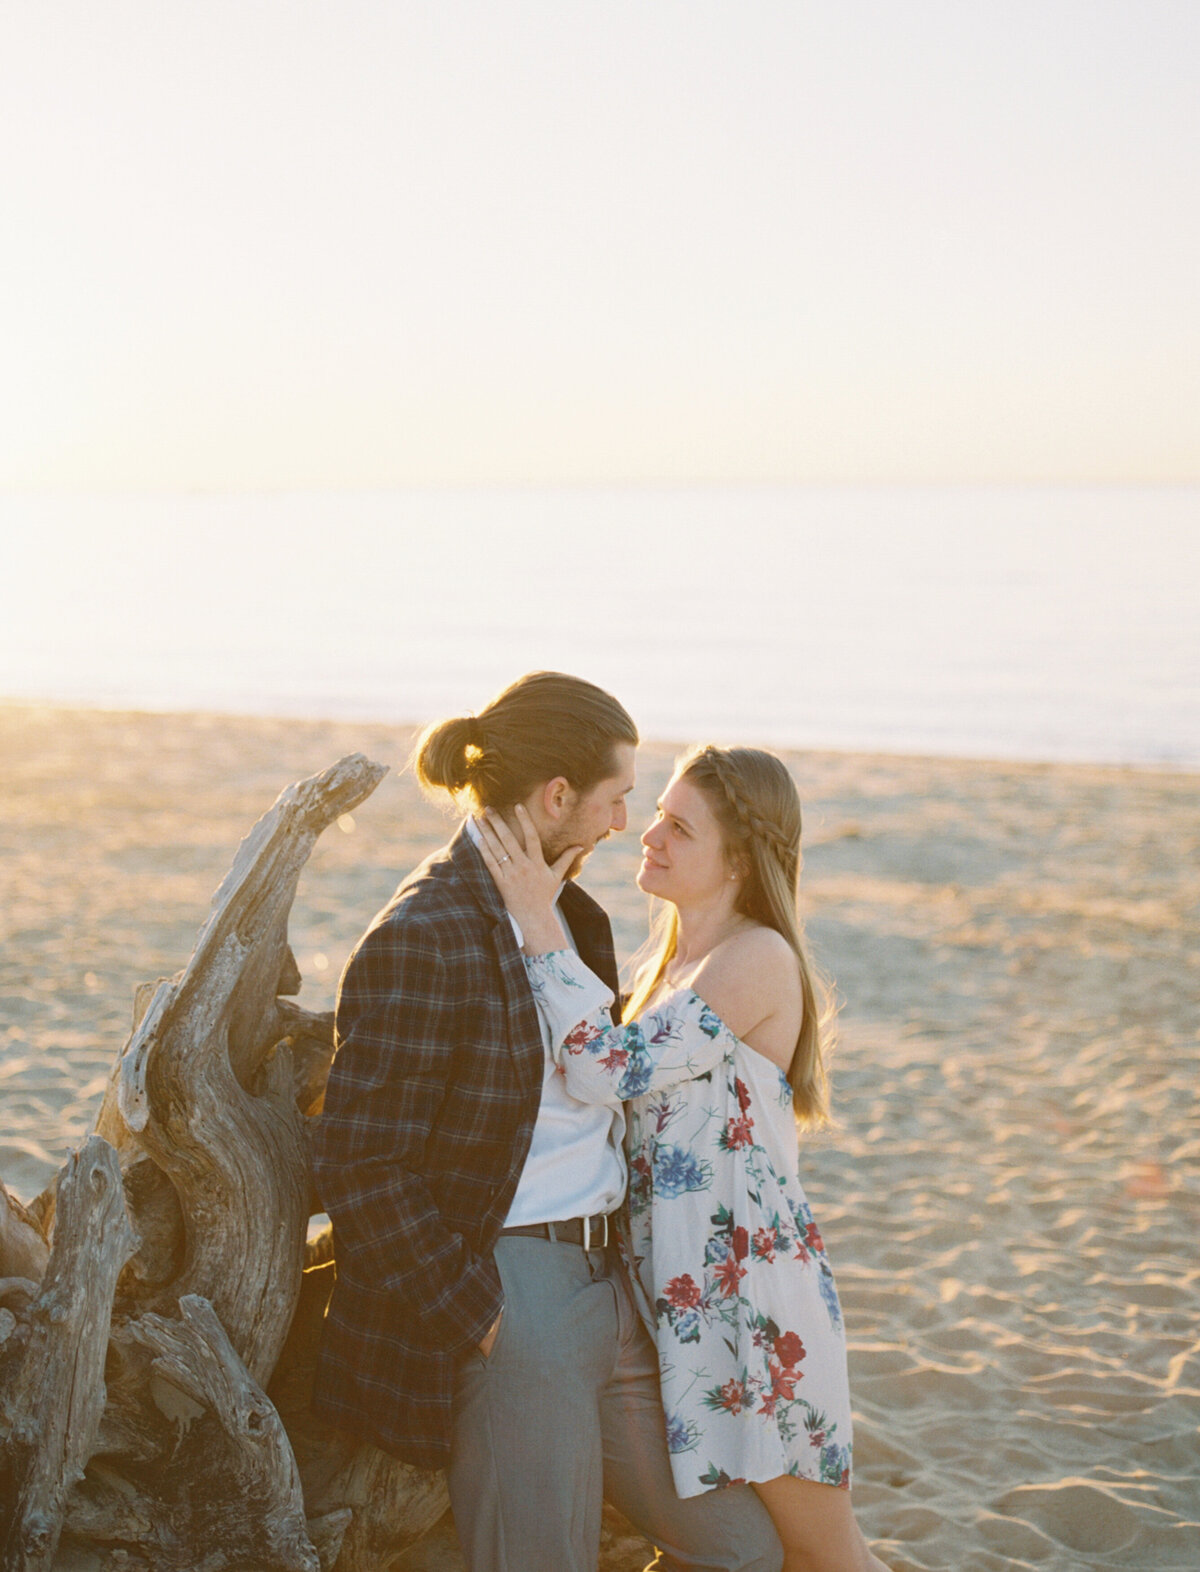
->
xmin=2 ymin=708 xmax=1197 ymax=1571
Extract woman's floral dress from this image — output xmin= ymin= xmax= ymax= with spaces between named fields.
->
xmin=525 ymin=948 xmax=852 ymax=1500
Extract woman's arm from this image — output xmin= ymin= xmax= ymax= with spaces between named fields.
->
xmin=524 ymin=948 xmax=735 ymax=1104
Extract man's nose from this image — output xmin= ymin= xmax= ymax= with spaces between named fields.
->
xmin=612 ymin=801 xmax=628 ymax=833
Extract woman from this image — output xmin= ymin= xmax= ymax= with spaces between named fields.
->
xmin=476 ymin=745 xmax=889 ymax=1572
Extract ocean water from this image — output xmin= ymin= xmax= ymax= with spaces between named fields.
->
xmin=1 ymin=485 xmax=1197 ymax=767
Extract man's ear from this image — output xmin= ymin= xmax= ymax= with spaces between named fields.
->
xmin=540 ymin=776 xmax=573 ymax=821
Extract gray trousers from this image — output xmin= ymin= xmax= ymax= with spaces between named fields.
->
xmin=447 ymin=1234 xmax=783 ymax=1572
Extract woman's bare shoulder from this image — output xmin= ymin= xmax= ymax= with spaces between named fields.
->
xmin=710 ymin=923 xmax=799 ymax=985
xmin=690 ymin=924 xmax=801 ymax=1049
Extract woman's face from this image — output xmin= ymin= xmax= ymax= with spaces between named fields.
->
xmin=637 ymin=773 xmax=734 ymax=905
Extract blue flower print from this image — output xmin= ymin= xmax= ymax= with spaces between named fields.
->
xmin=665 ymin=1412 xmax=701 ymax=1454
xmin=659 ymin=1304 xmax=702 ymax=1344
xmin=818 ymin=1260 xmax=844 ymax=1332
xmin=654 ymin=1143 xmax=713 ymax=1198
xmin=618 ymin=1048 xmax=656 ymax=1098
xmin=703 ymin=1203 xmax=737 ymax=1266
xmin=818 ymin=1441 xmax=852 ymax=1488
xmin=520 ymin=943 xmax=855 ymax=1501
xmin=677 ymin=1307 xmax=703 ymax=1343
xmin=697 ymin=1001 xmax=726 ymax=1040
xmin=704 ymin=1234 xmax=731 ymax=1268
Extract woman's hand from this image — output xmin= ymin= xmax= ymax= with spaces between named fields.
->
xmin=475 ymin=805 xmax=580 ymax=954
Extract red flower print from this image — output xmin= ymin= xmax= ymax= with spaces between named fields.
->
xmin=752 ymin=1226 xmax=777 ymax=1262
xmin=714 ymin=1255 xmax=747 ymax=1298
xmin=735 ymin=1076 xmax=753 ymax=1113
xmin=564 ymin=1021 xmax=597 ymax=1054
xmin=723 ymin=1115 xmax=754 ymax=1149
xmin=767 ymin=1358 xmax=801 ymax=1401
xmin=718 ymin=1379 xmax=747 ymax=1414
xmin=757 ymin=1391 xmax=779 ymax=1418
xmin=664 ymin=1273 xmax=702 ymax=1308
xmin=805 ymin=1221 xmax=824 ymax=1254
xmin=598 ymin=1046 xmax=629 ymax=1074
xmin=773 ymin=1330 xmax=806 ymax=1370
xmin=732 ymin=1226 xmax=750 ymax=1261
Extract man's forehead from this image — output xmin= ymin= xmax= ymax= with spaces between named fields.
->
xmin=579 ymin=754 xmax=635 ymax=801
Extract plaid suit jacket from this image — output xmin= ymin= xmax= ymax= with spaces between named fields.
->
xmin=311 ymin=822 xmax=620 ymax=1468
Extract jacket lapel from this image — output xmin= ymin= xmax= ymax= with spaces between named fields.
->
xmin=559 ymin=881 xmax=621 ymax=1022
xmin=447 ymin=826 xmax=544 ymax=1086
xmin=447 ymin=823 xmax=621 ymax=1030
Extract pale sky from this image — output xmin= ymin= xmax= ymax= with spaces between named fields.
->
xmin=3 ymin=1 xmax=1198 ymax=489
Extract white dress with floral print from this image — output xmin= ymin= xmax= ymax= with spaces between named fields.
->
xmin=524 ymin=948 xmax=853 ymax=1500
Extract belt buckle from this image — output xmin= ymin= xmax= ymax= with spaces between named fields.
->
xmin=583 ymin=1213 xmax=608 ymax=1252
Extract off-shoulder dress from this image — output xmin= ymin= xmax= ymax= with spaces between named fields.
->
xmin=524 ymin=948 xmax=853 ymax=1500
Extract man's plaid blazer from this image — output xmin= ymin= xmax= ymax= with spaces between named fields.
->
xmin=311 ymin=821 xmax=621 ymax=1468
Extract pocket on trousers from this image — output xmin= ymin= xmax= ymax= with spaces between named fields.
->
xmin=475 ymin=1243 xmax=512 ymax=1368
xmin=476 ymin=1309 xmax=507 ymax=1368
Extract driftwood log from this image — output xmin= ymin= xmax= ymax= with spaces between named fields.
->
xmin=0 ymin=756 xmax=450 ymax=1570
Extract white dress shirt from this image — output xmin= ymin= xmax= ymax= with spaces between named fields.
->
xmin=465 ymin=818 xmax=626 ymax=1224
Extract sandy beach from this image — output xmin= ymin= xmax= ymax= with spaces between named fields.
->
xmin=1 ymin=703 xmax=1197 ymax=1572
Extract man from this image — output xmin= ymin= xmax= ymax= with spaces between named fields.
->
xmin=313 ymin=671 xmax=782 ymax=1572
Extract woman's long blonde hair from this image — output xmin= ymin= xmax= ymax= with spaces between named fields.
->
xmin=626 ymin=745 xmax=834 ymax=1127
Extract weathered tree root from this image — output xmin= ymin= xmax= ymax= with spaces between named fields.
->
xmin=0 ymin=754 xmax=452 ymax=1570
xmin=0 ymin=1137 xmax=137 ymax=1572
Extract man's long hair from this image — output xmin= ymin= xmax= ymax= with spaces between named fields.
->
xmin=414 ymin=670 xmax=638 ymax=811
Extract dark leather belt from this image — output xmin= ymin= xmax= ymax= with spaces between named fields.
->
xmin=500 ymin=1212 xmax=613 ymax=1250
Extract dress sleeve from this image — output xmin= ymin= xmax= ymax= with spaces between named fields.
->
xmin=524 ymin=949 xmax=736 ymax=1104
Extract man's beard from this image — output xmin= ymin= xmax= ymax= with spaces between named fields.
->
xmin=543 ymin=823 xmax=605 ymax=883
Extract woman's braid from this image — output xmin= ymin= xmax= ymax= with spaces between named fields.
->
xmin=692 ymin=747 xmax=797 ymax=864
